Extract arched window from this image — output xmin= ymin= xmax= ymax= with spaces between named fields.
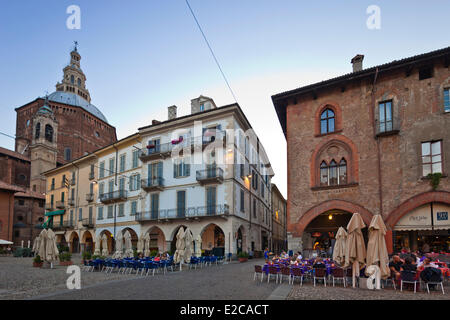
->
xmin=71 ymin=75 xmax=75 ymax=84
xmin=329 ymin=160 xmax=338 ymax=185
xmin=320 ymin=109 xmax=335 ymax=134
xmin=35 ymin=122 xmax=41 ymax=139
xmin=320 ymin=161 xmax=328 ymax=186
xmin=339 ymin=158 xmax=347 ymax=184
xmin=45 ymin=124 xmax=53 ymax=142
xmin=77 ymin=78 xmax=81 ymax=86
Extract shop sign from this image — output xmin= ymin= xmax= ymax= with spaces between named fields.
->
xmin=394 ymin=204 xmax=432 ymax=231
xmin=433 ymin=203 xmax=450 ymax=230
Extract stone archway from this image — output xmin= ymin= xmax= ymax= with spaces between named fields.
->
xmin=99 ymin=230 xmax=113 ymax=255
xmin=68 ymin=231 xmax=80 ymax=253
xmin=170 ymin=225 xmax=189 ymax=254
xmin=144 ymin=226 xmax=166 ymax=253
xmin=236 ymin=225 xmax=246 ymax=255
xmin=82 ymin=230 xmax=94 ymax=254
xmin=292 ymin=199 xmax=374 ymax=237
xmin=200 ymin=223 xmax=225 ymax=256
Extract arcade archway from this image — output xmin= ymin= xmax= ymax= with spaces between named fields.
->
xmin=201 ymin=224 xmax=225 ymax=256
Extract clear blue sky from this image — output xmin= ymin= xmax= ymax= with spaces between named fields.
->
xmin=1 ymin=0 xmax=449 ymax=198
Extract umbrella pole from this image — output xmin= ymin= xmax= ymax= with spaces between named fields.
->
xmin=353 ymin=261 xmax=359 ymax=288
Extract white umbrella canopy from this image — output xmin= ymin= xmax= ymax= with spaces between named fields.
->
xmin=45 ymin=229 xmax=59 ymax=262
xmin=195 ymin=234 xmax=202 ymax=257
xmin=113 ymin=232 xmax=124 ymax=259
xmin=137 ymin=234 xmax=144 ymax=254
xmin=38 ymin=229 xmax=48 ymax=260
xmin=366 ymin=215 xmax=390 ymax=280
xmin=173 ymin=227 xmax=185 ymax=264
xmin=184 ymin=228 xmax=193 ymax=263
xmin=332 ymin=227 xmax=347 ymax=266
xmin=101 ymin=234 xmax=109 ymax=256
xmin=94 ymin=234 xmax=101 ymax=256
xmin=344 ymin=212 xmax=367 ymax=288
xmin=124 ymin=231 xmax=134 ymax=258
xmin=144 ymin=233 xmax=151 ymax=257
xmin=0 ymin=239 xmax=14 ymax=245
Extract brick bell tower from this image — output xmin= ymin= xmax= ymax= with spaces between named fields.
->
xmin=29 ymin=96 xmax=58 ymax=194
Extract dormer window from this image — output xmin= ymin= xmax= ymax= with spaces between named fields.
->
xmin=200 ymin=104 xmax=205 ymax=111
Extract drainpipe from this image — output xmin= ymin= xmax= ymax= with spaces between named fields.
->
xmin=371 ymin=68 xmax=382 ymax=216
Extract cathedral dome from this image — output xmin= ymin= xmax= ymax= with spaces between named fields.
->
xmin=47 ymin=91 xmax=108 ymax=123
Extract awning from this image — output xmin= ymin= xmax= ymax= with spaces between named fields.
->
xmin=394 ymin=204 xmax=433 ymax=231
xmin=45 ymin=210 xmax=65 ymax=217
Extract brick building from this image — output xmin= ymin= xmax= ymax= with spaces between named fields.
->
xmin=14 ymin=45 xmax=117 ymax=167
xmin=270 ymin=183 xmax=287 ymax=253
xmin=1 ymin=44 xmax=117 ymax=245
xmin=272 ymin=47 xmax=450 ymax=255
xmin=0 ymin=147 xmax=45 ymax=244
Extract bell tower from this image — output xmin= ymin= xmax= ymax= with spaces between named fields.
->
xmin=29 ymin=96 xmax=58 ymax=194
xmin=55 ymin=41 xmax=91 ymax=102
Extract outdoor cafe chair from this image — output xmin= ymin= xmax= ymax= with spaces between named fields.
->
xmin=423 ymin=275 xmax=445 ymax=295
xmin=253 ymin=265 xmax=264 ymax=282
xmin=313 ymin=268 xmax=327 ymax=287
xmin=189 ymin=257 xmax=199 ymax=270
xmin=267 ymin=266 xmax=280 ymax=283
xmin=400 ymin=270 xmax=418 ymax=293
xmin=279 ymin=266 xmax=293 ymax=284
xmin=331 ymin=267 xmax=346 ymax=287
xmin=291 ymin=268 xmax=304 ymax=286
xmin=145 ymin=262 xmax=158 ymax=277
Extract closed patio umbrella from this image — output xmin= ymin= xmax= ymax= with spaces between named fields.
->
xmin=101 ymin=234 xmax=109 ymax=256
xmin=144 ymin=233 xmax=150 ymax=257
xmin=195 ymin=234 xmax=202 ymax=257
xmin=137 ymin=234 xmax=144 ymax=254
xmin=113 ymin=232 xmax=124 ymax=259
xmin=38 ymin=229 xmax=48 ymax=260
xmin=32 ymin=236 xmax=40 ymax=254
xmin=45 ymin=228 xmax=59 ymax=263
xmin=332 ymin=227 xmax=347 ymax=266
xmin=94 ymin=234 xmax=101 ymax=256
xmin=344 ymin=212 xmax=367 ymax=288
xmin=124 ymin=230 xmax=134 ymax=258
xmin=366 ymin=214 xmax=390 ymax=281
xmin=173 ymin=227 xmax=185 ymax=265
xmin=184 ymin=228 xmax=193 ymax=263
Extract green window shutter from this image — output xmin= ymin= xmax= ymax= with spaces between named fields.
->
xmin=157 ymin=162 xmax=163 ymax=177
xmin=137 ymin=174 xmax=141 ymax=189
xmin=173 ymin=162 xmax=177 ymax=178
xmin=185 ymin=162 xmax=190 ymax=176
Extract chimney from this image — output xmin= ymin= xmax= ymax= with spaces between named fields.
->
xmin=168 ymin=105 xmax=177 ymax=120
xmin=351 ymin=54 xmax=364 ymax=72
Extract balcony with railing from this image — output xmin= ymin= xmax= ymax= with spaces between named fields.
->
xmin=196 ymin=167 xmax=224 ymax=185
xmin=86 ymin=193 xmax=94 ymax=202
xmin=68 ymin=198 xmax=75 ymax=206
xmin=70 ymin=178 xmax=76 ymax=186
xmin=45 ymin=203 xmax=54 ymax=211
xmin=375 ymin=116 xmax=400 ymax=137
xmin=55 ymin=201 xmax=66 ymax=209
xmin=89 ymin=171 xmax=95 ymax=180
xmin=82 ymin=218 xmax=94 ymax=228
xmin=141 ymin=177 xmax=164 ymax=192
xmin=135 ymin=204 xmax=230 ymax=222
xmin=138 ymin=131 xmax=227 ymax=162
xmin=99 ymin=190 xmax=128 ymax=204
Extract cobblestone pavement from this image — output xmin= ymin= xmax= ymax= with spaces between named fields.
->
xmin=287 ymin=279 xmax=450 ymax=300
xmin=1 ymin=256 xmax=278 ymax=300
xmin=0 ymin=255 xmax=137 ymax=300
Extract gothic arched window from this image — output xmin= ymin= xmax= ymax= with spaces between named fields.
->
xmin=320 ymin=109 xmax=335 ymax=134
xmin=71 ymin=75 xmax=75 ymax=84
xmin=320 ymin=161 xmax=328 ymax=186
xmin=339 ymin=158 xmax=347 ymax=184
xmin=35 ymin=122 xmax=41 ymax=139
xmin=329 ymin=160 xmax=338 ymax=185
xmin=77 ymin=78 xmax=81 ymax=86
xmin=45 ymin=124 xmax=53 ymax=142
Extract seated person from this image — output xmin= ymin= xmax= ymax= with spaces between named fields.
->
xmin=402 ymin=257 xmax=417 ymax=272
xmin=154 ymin=254 xmax=161 ymax=262
xmin=389 ymin=255 xmax=404 ymax=280
xmin=272 ymin=254 xmax=280 ymax=262
xmin=313 ymin=257 xmax=326 ymax=269
xmin=418 ymin=257 xmax=438 ymax=270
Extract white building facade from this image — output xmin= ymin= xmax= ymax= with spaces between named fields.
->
xmin=94 ymin=96 xmax=274 ymax=258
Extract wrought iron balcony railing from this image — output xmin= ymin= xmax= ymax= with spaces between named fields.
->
xmin=135 ymin=204 xmax=230 ymax=222
xmin=55 ymin=201 xmax=65 ymax=209
xmin=99 ymin=190 xmax=128 ymax=203
xmin=86 ymin=193 xmax=94 ymax=202
xmin=196 ymin=167 xmax=224 ymax=185
xmin=141 ymin=177 xmax=164 ymax=191
xmin=82 ymin=218 xmax=94 ymax=228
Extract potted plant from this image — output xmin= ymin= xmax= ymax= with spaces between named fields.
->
xmin=59 ymin=252 xmax=73 ymax=266
xmin=82 ymin=251 xmax=92 ymax=264
xmin=33 ymin=255 xmax=43 ymax=268
xmin=238 ymin=251 xmax=249 ymax=263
